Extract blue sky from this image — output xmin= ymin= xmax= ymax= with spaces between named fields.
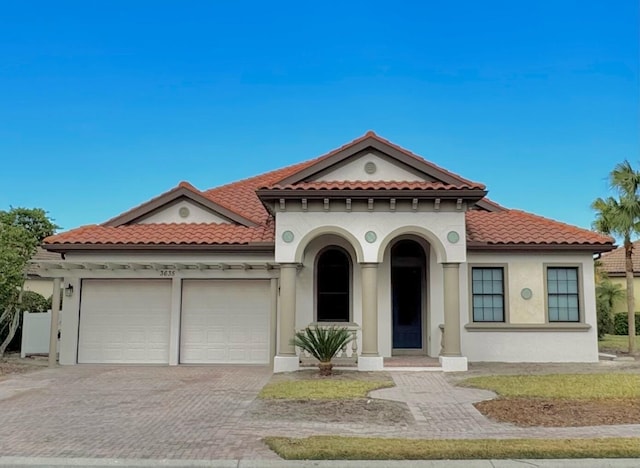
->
xmin=1 ymin=1 xmax=638 ymax=233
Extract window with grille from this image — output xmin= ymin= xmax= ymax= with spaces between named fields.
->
xmin=471 ymin=267 xmax=505 ymax=322
xmin=547 ymin=267 xmax=580 ymax=322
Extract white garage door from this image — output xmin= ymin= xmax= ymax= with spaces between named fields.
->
xmin=78 ymin=280 xmax=171 ymax=364
xmin=180 ymin=280 xmax=270 ymax=364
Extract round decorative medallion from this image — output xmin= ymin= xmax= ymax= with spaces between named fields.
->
xmin=364 ymin=231 xmax=377 ymax=243
xmin=521 ymin=288 xmax=533 ymax=300
xmin=282 ymin=230 xmax=295 ymax=243
xmin=178 ymin=206 xmax=190 ymax=218
xmin=447 ymin=231 xmax=460 ymax=244
xmin=364 ymin=161 xmax=377 ymax=174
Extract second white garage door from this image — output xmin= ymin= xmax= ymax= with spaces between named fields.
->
xmin=180 ymin=280 xmax=271 ymax=364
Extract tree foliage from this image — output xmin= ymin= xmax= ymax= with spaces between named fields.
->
xmin=0 ymin=208 xmax=58 ymax=356
xmin=595 ymin=275 xmax=625 ymax=339
xmin=592 ymin=160 xmax=640 ymax=353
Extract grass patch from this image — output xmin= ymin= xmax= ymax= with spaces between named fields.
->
xmin=259 ymin=379 xmax=393 ymax=400
xmin=264 ymin=436 xmax=640 ymax=460
xmin=460 ymin=374 xmax=640 ymax=399
xmin=600 ymin=333 xmax=640 ymax=353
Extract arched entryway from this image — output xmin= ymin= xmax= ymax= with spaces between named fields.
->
xmin=391 ymin=239 xmax=426 ymax=352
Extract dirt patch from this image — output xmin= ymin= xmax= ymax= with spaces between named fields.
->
xmin=475 ymin=397 xmax=640 ymax=427
xmin=0 ymin=354 xmax=48 ymax=379
xmin=248 ymin=398 xmax=414 ymax=426
xmin=250 ymin=369 xmax=413 ymax=426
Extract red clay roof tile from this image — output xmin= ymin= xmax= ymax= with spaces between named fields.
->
xmin=45 ymin=222 xmax=273 ymax=246
xmin=465 ymin=210 xmax=613 ymax=247
xmin=599 ymin=241 xmax=639 ymax=275
xmin=43 ymin=133 xmax=613 ymax=250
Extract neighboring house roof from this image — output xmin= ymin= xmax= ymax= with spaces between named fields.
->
xmin=599 ymin=241 xmax=640 ymax=276
xmin=27 ymin=248 xmax=61 ymax=276
xmin=43 ymin=132 xmax=614 ymax=252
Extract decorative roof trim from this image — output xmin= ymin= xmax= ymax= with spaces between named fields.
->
xmin=103 ymin=183 xmax=258 ymax=228
xmin=467 ymin=242 xmax=614 ymax=253
xmin=256 ymin=188 xmax=488 ymax=201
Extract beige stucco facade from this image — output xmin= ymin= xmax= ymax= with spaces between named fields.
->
xmin=610 ymin=277 xmax=636 ymax=315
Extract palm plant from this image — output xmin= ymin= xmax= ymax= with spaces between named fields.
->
xmin=291 ymin=326 xmax=354 ymax=376
xmin=592 ymin=160 xmax=640 ymax=353
xmin=595 ymin=277 xmax=625 ymax=339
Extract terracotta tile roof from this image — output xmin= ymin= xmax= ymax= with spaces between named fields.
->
xmin=45 ymin=222 xmax=274 ymax=246
xmin=599 ymin=241 xmax=640 ymax=275
xmin=261 ymin=181 xmax=486 ymax=191
xmin=43 ymin=132 xmax=613 ymax=250
xmin=465 ymin=210 xmax=613 ymax=247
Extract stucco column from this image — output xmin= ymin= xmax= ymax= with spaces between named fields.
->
xmin=278 ymin=263 xmax=297 ymax=356
xmin=360 ymin=263 xmax=379 ymax=356
xmin=48 ymin=277 xmax=61 ymax=367
xmin=442 ymin=262 xmax=462 ymax=356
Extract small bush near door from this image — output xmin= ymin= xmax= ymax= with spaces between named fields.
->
xmin=613 ymin=313 xmax=640 ymax=336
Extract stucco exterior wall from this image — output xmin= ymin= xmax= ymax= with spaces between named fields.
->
xmin=610 ymin=277 xmax=636 ymax=315
xmin=461 ymin=252 xmax=598 ymax=363
xmin=275 ymin=209 xmax=466 ymax=264
xmin=314 ymin=152 xmax=428 ymax=182
xmin=24 ymin=278 xmax=54 ymax=298
xmin=137 ymin=200 xmax=231 ymax=224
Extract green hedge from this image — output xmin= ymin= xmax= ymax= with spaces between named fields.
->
xmin=613 ymin=312 xmax=640 ymax=336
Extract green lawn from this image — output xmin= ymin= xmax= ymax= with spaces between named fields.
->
xmin=259 ymin=379 xmax=394 ymax=400
xmin=599 ymin=333 xmax=640 ymax=353
xmin=265 ymin=436 xmax=640 ymax=460
xmin=459 ymin=374 xmax=640 ymax=399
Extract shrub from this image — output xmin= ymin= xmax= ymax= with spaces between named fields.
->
xmin=596 ymin=295 xmax=614 ymax=339
xmin=291 ymin=326 xmax=354 ymax=376
xmin=613 ymin=312 xmax=640 ymax=336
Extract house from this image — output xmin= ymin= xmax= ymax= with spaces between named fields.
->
xmin=38 ymin=132 xmax=614 ymax=371
xmin=599 ymin=242 xmax=639 ymax=314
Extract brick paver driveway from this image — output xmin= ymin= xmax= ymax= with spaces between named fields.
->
xmin=0 ymin=366 xmax=276 ymax=460
xmin=1 ymin=365 xmax=639 ymax=461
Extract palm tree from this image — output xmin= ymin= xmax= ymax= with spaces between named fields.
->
xmin=592 ymin=160 xmax=640 ymax=353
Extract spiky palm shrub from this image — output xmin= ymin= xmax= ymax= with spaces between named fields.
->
xmin=291 ymin=326 xmax=354 ymax=376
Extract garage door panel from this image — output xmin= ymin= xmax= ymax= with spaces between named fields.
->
xmin=180 ymin=280 xmax=270 ymax=364
xmin=78 ymin=280 xmax=171 ymax=364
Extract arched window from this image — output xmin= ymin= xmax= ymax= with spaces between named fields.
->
xmin=316 ymin=247 xmax=351 ymax=322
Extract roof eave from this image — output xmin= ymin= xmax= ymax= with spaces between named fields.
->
xmin=466 ymin=242 xmax=615 ymax=253
xmin=256 ymin=188 xmax=488 ymax=201
xmin=42 ymin=242 xmax=275 ymax=253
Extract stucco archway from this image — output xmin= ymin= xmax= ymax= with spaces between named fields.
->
xmin=294 ymin=226 xmax=365 ymax=264
xmin=376 ymin=226 xmax=447 ymax=264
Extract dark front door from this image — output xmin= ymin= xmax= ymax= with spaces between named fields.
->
xmin=391 ymin=240 xmax=424 ymax=350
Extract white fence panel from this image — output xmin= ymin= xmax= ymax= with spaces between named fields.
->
xmin=20 ymin=310 xmax=60 ymax=358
